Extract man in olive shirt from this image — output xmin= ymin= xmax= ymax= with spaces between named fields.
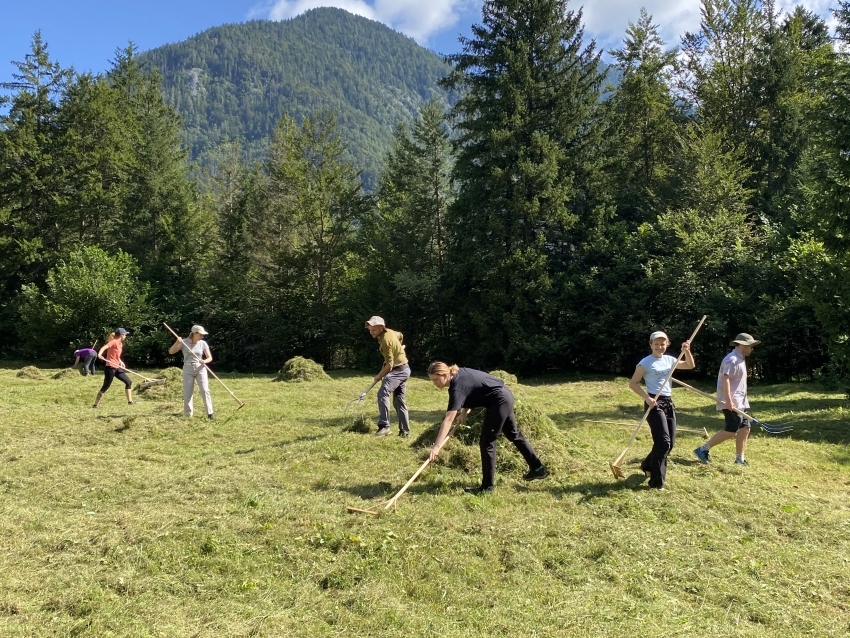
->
xmin=365 ymin=316 xmax=411 ymax=436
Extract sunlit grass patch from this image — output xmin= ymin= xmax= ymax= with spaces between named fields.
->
xmin=0 ymin=366 xmax=848 ymax=636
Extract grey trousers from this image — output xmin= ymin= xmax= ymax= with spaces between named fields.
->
xmin=377 ymin=365 xmax=410 ymax=432
xmin=183 ymin=364 xmax=213 ymax=417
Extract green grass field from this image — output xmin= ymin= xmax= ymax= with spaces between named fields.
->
xmin=0 ymin=363 xmax=848 ymax=637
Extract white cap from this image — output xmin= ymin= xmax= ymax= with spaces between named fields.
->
xmin=365 ymin=316 xmax=385 ymax=327
xmin=649 ymin=331 xmax=669 ymax=342
xmin=190 ymin=325 xmax=209 ymax=335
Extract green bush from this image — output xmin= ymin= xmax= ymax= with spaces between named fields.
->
xmin=274 ymin=357 xmax=330 ymax=383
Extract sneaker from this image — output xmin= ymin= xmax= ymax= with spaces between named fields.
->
xmin=92 ymin=404 xmax=98 ymax=408
xmin=208 ymin=414 xmax=215 ymax=420
xmin=127 ymin=401 xmax=136 ymax=405
xmin=734 ymin=458 xmax=749 ymax=466
xmin=523 ymin=465 xmax=549 ymax=481
xmin=463 ymin=486 xmax=494 ymax=495
xmin=693 ymin=447 xmax=711 ymax=464
xmin=398 ymin=430 xmax=410 ymax=437
xmin=374 ymin=427 xmax=390 ymax=437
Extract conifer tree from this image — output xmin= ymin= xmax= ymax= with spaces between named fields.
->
xmin=441 ymin=0 xmax=604 ymax=369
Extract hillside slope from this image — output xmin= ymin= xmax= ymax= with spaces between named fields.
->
xmin=140 ymin=8 xmax=451 ymax=188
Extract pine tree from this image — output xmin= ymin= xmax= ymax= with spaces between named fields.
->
xmin=0 ymin=32 xmax=72 ymax=351
xmin=441 ymin=0 xmax=604 ymax=369
xmin=364 ymin=99 xmax=454 ymax=362
xmin=605 ymin=9 xmax=681 ymax=226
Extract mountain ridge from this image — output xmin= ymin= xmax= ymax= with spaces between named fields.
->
xmin=139 ymin=8 xmax=452 ymax=188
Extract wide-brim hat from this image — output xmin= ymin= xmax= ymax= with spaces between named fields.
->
xmin=731 ymin=333 xmax=760 ymax=346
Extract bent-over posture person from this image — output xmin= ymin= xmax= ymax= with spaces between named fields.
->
xmin=427 ymin=362 xmax=548 ymax=494
xmin=365 ymin=316 xmax=410 ymax=436
xmin=694 ymin=333 xmax=760 ymax=466
xmin=169 ymin=325 xmax=214 ymax=420
xmin=74 ymin=345 xmax=98 ymax=376
xmin=93 ymin=328 xmax=133 ymax=407
xmin=628 ymin=331 xmax=695 ymax=490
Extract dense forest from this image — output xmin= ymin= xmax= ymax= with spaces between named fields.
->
xmin=1 ymin=1 xmax=848 ymax=384
xmin=139 ymin=9 xmax=452 ymax=189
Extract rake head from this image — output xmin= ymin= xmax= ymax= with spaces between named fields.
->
xmin=609 ymin=462 xmax=626 ymax=480
xmin=138 ymin=377 xmax=166 ymax=390
xmin=751 ymin=417 xmax=793 ymax=435
xmin=342 ymin=390 xmax=369 ymax=429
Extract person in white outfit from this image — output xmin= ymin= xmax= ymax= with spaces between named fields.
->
xmin=169 ymin=325 xmax=214 ymax=420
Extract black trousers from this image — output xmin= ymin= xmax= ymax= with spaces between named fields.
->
xmin=100 ymin=366 xmax=131 ymax=393
xmin=479 ymin=388 xmax=542 ymax=489
xmin=82 ymin=353 xmax=97 ymax=375
xmin=641 ymin=396 xmax=677 ymax=488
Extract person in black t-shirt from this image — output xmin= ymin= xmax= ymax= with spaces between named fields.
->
xmin=427 ymin=362 xmax=548 ymax=494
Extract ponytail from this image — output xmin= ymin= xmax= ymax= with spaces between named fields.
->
xmin=428 ymin=362 xmax=459 ymax=376
xmin=108 ymin=331 xmax=118 ymax=341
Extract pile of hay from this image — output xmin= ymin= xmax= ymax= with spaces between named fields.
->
xmin=489 ymin=369 xmax=518 ymax=385
xmin=52 ymin=367 xmax=79 ymax=380
xmin=136 ymin=367 xmax=183 ymax=401
xmin=16 ymin=366 xmax=44 ymax=380
xmin=415 ymin=399 xmax=560 ymax=474
xmin=274 ymin=357 xmax=330 ymax=383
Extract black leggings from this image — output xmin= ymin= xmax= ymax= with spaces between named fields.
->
xmin=479 ymin=388 xmax=542 ymax=489
xmin=100 ymin=366 xmax=131 ymax=393
xmin=641 ymin=396 xmax=677 ymax=488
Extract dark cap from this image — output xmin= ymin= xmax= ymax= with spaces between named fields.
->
xmin=115 ymin=328 xmax=129 ymax=335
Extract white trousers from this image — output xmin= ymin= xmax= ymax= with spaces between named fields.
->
xmin=183 ymin=365 xmax=213 ymax=417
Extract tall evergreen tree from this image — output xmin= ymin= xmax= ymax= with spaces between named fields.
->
xmin=441 ymin=0 xmax=604 ymax=370
xmin=363 ymin=99 xmax=454 ymax=363
xmin=253 ymin=112 xmax=370 ymax=366
xmin=0 ymin=32 xmax=72 ymax=351
xmin=605 ymin=9 xmax=681 ymax=227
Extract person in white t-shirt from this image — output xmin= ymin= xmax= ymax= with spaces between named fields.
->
xmin=694 ymin=333 xmax=760 ymax=466
xmin=628 ymin=331 xmax=695 ymax=490
xmin=168 ymin=324 xmax=214 ymax=420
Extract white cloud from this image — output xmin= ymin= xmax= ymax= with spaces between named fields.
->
xmin=249 ymin=1 xmax=837 ymax=52
xmin=253 ymin=0 xmax=475 ymax=44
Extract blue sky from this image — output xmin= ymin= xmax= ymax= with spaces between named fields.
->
xmin=2 ymin=1 xmax=837 ymax=81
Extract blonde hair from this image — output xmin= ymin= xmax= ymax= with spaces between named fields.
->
xmin=428 ymin=362 xmax=459 ymax=376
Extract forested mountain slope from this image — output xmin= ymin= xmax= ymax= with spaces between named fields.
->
xmin=140 ymin=8 xmax=451 ymax=188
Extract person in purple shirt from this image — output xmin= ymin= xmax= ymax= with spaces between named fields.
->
xmin=74 ymin=346 xmax=98 ymax=376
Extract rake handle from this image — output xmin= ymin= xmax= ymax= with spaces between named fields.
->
xmin=382 ymin=422 xmax=459 ymax=511
xmin=671 ymin=378 xmax=751 ymax=422
xmin=163 ymin=322 xmax=245 ymax=407
xmin=123 ymin=367 xmax=155 ymax=382
xmin=611 ymin=315 xmax=707 ymax=472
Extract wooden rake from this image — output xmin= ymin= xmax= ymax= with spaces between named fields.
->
xmin=347 ymin=423 xmax=458 ymax=515
xmin=671 ymin=378 xmax=793 ymax=435
xmin=585 ymin=420 xmax=708 ymax=439
xmin=609 ymin=315 xmax=707 ymax=479
xmin=163 ymin=322 xmax=245 ymax=409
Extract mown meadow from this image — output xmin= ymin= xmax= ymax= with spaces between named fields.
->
xmin=0 ymin=364 xmax=848 ymax=637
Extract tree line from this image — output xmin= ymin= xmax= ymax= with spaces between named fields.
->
xmin=1 ymin=0 xmax=848 ymax=382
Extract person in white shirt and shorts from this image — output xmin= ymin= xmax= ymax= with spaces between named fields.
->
xmin=694 ymin=333 xmax=760 ymax=466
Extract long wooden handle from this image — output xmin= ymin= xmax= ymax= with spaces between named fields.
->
xmin=671 ymin=378 xmax=750 ymax=421
xmin=611 ymin=315 xmax=707 ymax=468
xmin=163 ymin=322 xmax=244 ymax=407
xmin=383 ymin=422 xmax=458 ymax=510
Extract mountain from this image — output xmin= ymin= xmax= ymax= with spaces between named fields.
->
xmin=140 ymin=8 xmax=452 ymax=189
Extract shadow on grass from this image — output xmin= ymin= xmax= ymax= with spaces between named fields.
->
xmin=549 ymin=475 xmax=648 ymax=501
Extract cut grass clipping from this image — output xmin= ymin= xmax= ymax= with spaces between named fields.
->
xmin=15 ymin=365 xmax=44 ymax=380
xmin=51 ymin=367 xmax=79 ymax=380
xmin=2 ymin=368 xmax=849 ymax=637
xmin=135 ymin=367 xmax=182 ymax=400
xmin=274 ymin=356 xmax=330 ymax=383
